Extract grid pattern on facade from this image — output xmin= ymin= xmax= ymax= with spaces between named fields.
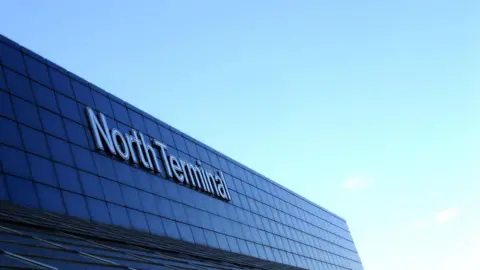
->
xmin=0 ymin=34 xmax=363 ymax=270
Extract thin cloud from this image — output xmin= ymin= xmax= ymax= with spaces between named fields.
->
xmin=342 ymin=176 xmax=370 ymax=189
xmin=434 ymin=208 xmax=459 ymax=223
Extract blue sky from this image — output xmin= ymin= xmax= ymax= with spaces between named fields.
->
xmin=2 ymin=1 xmax=479 ymax=269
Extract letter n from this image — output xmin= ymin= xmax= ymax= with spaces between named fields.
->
xmin=85 ymin=107 xmax=116 ymax=154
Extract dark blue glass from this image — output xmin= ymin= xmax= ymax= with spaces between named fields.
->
xmin=91 ymin=91 xmax=113 ymax=117
xmin=236 ymin=239 xmax=250 ymax=255
xmin=0 ymin=116 xmax=22 ymax=148
xmin=207 ymin=151 xmax=220 ymax=169
xmin=158 ymin=125 xmax=175 ymax=147
xmin=12 ymin=96 xmax=42 ymax=129
xmin=0 ymin=67 xmax=5 ymax=90
xmin=71 ymin=80 xmax=94 ymax=107
xmin=32 ymin=82 xmax=58 ymax=112
xmin=101 ymin=178 xmax=124 ymax=205
xmin=36 ymin=184 xmax=66 ymax=214
xmin=28 ymin=154 xmax=57 ymax=186
xmin=20 ymin=125 xmax=49 ymax=157
xmin=226 ymin=236 xmax=240 ymax=253
xmin=177 ymin=223 xmax=195 ymax=243
xmin=0 ymin=145 xmax=30 ymax=179
xmin=203 ymin=230 xmax=219 ymax=248
xmin=112 ymin=161 xmax=134 ymax=186
xmin=196 ymin=145 xmax=210 ymax=164
xmin=0 ymin=90 xmax=14 ymax=118
xmin=78 ymin=171 xmax=104 ymax=199
xmin=55 ymin=163 xmax=82 ymax=193
xmin=111 ymin=101 xmax=130 ymax=125
xmin=86 ymin=198 xmax=111 ymax=224
xmin=39 ymin=109 xmax=66 ymax=139
xmin=92 ymin=153 xmax=116 ymax=180
xmin=49 ymin=68 xmax=73 ymax=98
xmin=172 ymin=132 xmax=188 ymax=153
xmin=218 ymin=157 xmax=230 ymax=175
xmin=144 ymin=214 xmax=165 ymax=236
xmin=64 ymin=119 xmax=89 ymax=148
xmin=107 ymin=203 xmax=131 ymax=228
xmin=120 ymin=185 xmax=142 ymax=210
xmin=71 ymin=145 xmax=97 ymax=173
xmin=46 ymin=135 xmax=74 ymax=166
xmin=63 ymin=191 xmax=89 ymax=219
xmin=6 ymin=176 xmax=39 ymax=208
xmin=144 ymin=118 xmax=160 ymax=139
xmin=170 ymin=201 xmax=188 ymax=223
xmin=127 ymin=109 xmax=146 ymax=133
xmin=162 ymin=218 xmax=180 ymax=239
xmin=4 ymin=68 xmax=34 ymax=102
xmin=191 ymin=227 xmax=207 ymax=245
xmin=57 ymin=94 xmax=81 ymax=123
xmin=0 ymin=174 xmax=10 ymax=200
xmin=138 ymin=191 xmax=157 ymax=215
xmin=163 ymin=180 xmax=180 ymax=200
xmin=127 ymin=209 xmax=149 ymax=233
xmin=215 ymin=233 xmax=230 ymax=251
xmin=131 ymin=169 xmax=152 ymax=191
xmin=24 ymin=55 xmax=51 ymax=87
xmin=156 ymin=197 xmax=174 ymax=219
xmin=0 ymin=44 xmax=26 ymax=75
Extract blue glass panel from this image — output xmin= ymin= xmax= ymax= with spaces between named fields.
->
xmin=71 ymin=145 xmax=96 ymax=173
xmin=46 ymin=135 xmax=74 ymax=166
xmin=91 ymin=91 xmax=113 ymax=117
xmin=121 ymin=185 xmax=142 ymax=210
xmin=162 ymin=218 xmax=180 ymax=239
xmin=63 ymin=191 xmax=89 ymax=219
xmin=236 ymin=239 xmax=249 ymax=255
xmin=0 ymin=67 xmax=5 ymax=90
xmin=36 ymin=184 xmax=66 ymax=214
xmin=28 ymin=154 xmax=57 ymax=186
xmin=216 ymin=233 xmax=230 ymax=251
xmin=20 ymin=125 xmax=49 ymax=157
xmin=101 ymin=178 xmax=124 ymax=205
xmin=207 ymin=151 xmax=221 ymax=169
xmin=127 ymin=209 xmax=149 ymax=232
xmin=86 ymin=198 xmax=111 ymax=224
xmin=71 ymin=80 xmax=94 ymax=107
xmin=0 ymin=174 xmax=9 ymax=200
xmin=108 ymin=203 xmax=131 ymax=229
xmin=6 ymin=176 xmax=39 ymax=208
xmin=150 ymin=178 xmax=166 ymax=197
xmin=0 ymin=145 xmax=30 ymax=179
xmin=144 ymin=118 xmax=160 ymax=139
xmin=39 ymin=109 xmax=66 ymax=139
xmin=49 ymin=68 xmax=73 ymax=97
xmin=12 ymin=96 xmax=41 ymax=129
xmin=191 ymin=227 xmax=207 ymax=245
xmin=256 ymin=244 xmax=267 ymax=260
xmin=90 ymin=154 xmax=115 ymax=181
xmin=64 ymin=119 xmax=88 ymax=148
xmin=158 ymin=125 xmax=175 ymax=147
xmin=172 ymin=132 xmax=188 ymax=153
xmin=127 ymin=109 xmax=146 ymax=133
xmin=226 ymin=236 xmax=240 ymax=253
xmin=111 ymin=101 xmax=130 ymax=125
xmin=54 ymin=163 xmax=82 ymax=193
xmin=32 ymin=82 xmax=58 ymax=112
xmin=131 ymin=169 xmax=151 ymax=191
xmin=177 ymin=223 xmax=195 ymax=243
xmin=138 ymin=191 xmax=157 ymax=214
xmin=156 ymin=197 xmax=174 ymax=219
xmin=163 ymin=180 xmax=180 ymax=200
xmin=170 ymin=201 xmax=188 ymax=223
xmin=184 ymin=139 xmax=199 ymax=158
xmin=196 ymin=145 xmax=210 ymax=164
xmin=204 ymin=230 xmax=219 ymax=248
xmin=113 ymin=161 xmax=134 ymax=186
xmin=57 ymin=94 xmax=81 ymax=123
xmin=78 ymin=171 xmax=104 ymax=199
xmin=0 ymin=116 xmax=22 ymax=148
xmin=0 ymin=44 xmax=26 ymax=74
xmin=4 ymin=68 xmax=33 ymax=102
xmin=0 ymin=91 xmax=14 ymax=118
xmin=146 ymin=214 xmax=166 ymax=236
xmin=24 ymin=55 xmax=51 ymax=87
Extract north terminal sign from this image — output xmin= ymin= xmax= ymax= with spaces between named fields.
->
xmin=85 ymin=107 xmax=231 ymax=201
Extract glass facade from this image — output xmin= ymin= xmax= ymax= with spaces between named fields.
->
xmin=0 ymin=34 xmax=363 ymax=270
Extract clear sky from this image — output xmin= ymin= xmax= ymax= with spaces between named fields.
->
xmin=1 ymin=1 xmax=479 ymax=269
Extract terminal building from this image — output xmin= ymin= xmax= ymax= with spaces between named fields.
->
xmin=0 ymin=34 xmax=364 ymax=270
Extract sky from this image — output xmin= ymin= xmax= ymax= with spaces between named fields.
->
xmin=1 ymin=1 xmax=479 ymax=269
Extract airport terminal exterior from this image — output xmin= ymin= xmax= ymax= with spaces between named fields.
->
xmin=0 ymin=34 xmax=364 ymax=270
